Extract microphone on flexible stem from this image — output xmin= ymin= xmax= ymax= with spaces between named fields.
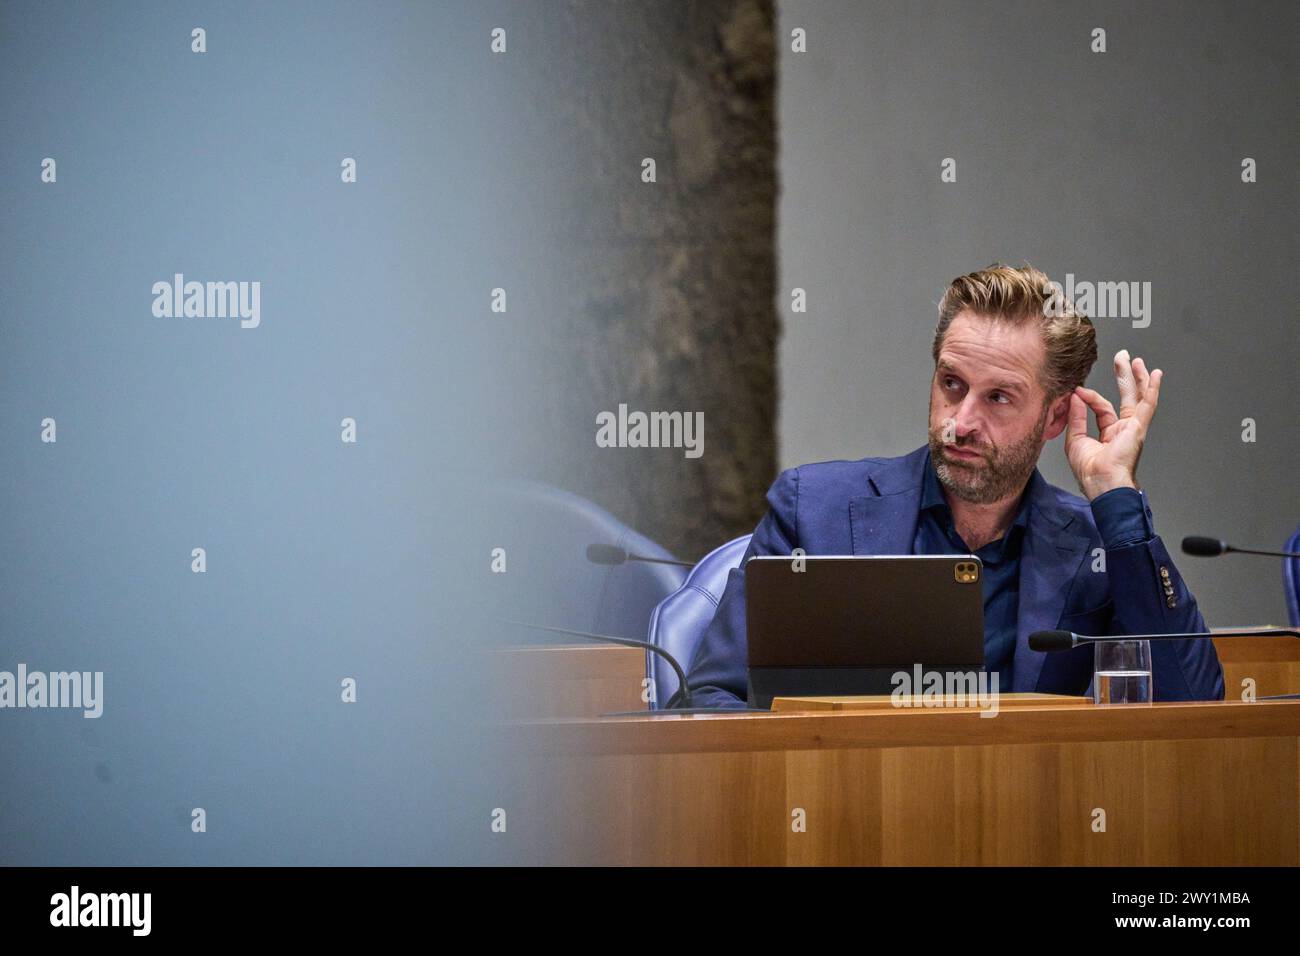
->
xmin=585 ymin=543 xmax=696 ymax=569
xmin=498 ymin=619 xmax=765 ymax=714
xmin=1182 ymin=536 xmax=1300 ymax=559
xmin=1029 ymin=626 xmax=1300 ymax=653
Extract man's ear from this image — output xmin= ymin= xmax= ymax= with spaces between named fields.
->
xmin=1043 ymin=392 xmax=1072 ymax=441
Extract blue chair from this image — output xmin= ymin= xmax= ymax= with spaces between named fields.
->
xmin=1285 ymin=525 xmax=1300 ymax=627
xmin=646 ymin=534 xmax=752 ymax=708
xmin=494 ymin=480 xmax=687 ymax=642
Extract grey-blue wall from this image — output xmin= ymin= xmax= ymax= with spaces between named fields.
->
xmin=1 ymin=0 xmax=541 ymax=864
xmin=777 ymin=0 xmax=1298 ymax=626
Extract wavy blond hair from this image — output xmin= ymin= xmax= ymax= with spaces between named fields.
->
xmin=933 ymin=264 xmax=1098 ymax=397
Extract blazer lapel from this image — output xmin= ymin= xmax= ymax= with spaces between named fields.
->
xmin=848 ymin=447 xmax=928 ymax=555
xmin=849 ymin=495 xmax=921 ymax=555
xmin=1012 ymin=481 xmax=1091 ymax=692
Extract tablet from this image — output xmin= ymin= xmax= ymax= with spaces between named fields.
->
xmin=744 ymin=554 xmax=985 ymax=708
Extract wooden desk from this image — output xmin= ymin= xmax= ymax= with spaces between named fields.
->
xmin=491 ymin=644 xmax=645 ymax=720
xmin=1215 ymin=635 xmax=1300 ymax=699
xmin=495 ymin=638 xmax=1300 ymax=865
xmin=494 ymin=635 xmax=1300 ymax=720
xmin=504 ymin=699 xmax=1300 ymax=865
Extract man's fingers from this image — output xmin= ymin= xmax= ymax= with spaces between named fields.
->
xmin=1136 ymin=367 xmax=1163 ymax=425
xmin=1065 ymin=392 xmax=1091 ymax=443
xmin=1114 ymin=349 xmax=1138 ymax=414
xmin=1074 ymin=386 xmax=1118 ymax=433
xmin=1132 ymin=356 xmax=1150 ymax=396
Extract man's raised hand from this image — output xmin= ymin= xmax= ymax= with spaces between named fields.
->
xmin=1064 ymin=349 xmax=1162 ymax=501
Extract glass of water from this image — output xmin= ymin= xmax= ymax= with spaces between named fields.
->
xmin=1093 ymin=640 xmax=1153 ymax=704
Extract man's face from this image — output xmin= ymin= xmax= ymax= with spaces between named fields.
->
xmin=927 ymin=310 xmax=1069 ymax=504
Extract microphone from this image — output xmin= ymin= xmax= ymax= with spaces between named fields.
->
xmin=1030 ymin=626 xmax=1300 ymax=653
xmin=500 ymin=618 xmax=706 ymax=711
xmin=586 ymin=543 xmax=695 ymax=569
xmin=1182 ymin=536 xmax=1300 ymax=559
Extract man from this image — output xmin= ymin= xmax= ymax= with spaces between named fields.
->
xmin=682 ymin=264 xmax=1223 ymax=708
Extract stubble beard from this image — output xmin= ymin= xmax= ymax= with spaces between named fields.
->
xmin=928 ymin=401 xmax=1049 ymax=505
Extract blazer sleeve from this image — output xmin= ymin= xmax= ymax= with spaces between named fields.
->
xmin=677 ymin=467 xmax=801 ymax=709
xmin=1100 ymin=493 xmax=1224 ymax=701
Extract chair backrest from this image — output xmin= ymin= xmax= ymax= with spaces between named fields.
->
xmin=1286 ymin=525 xmax=1300 ymax=627
xmin=493 ymin=480 xmax=687 ymax=641
xmin=646 ymin=534 xmax=752 ymax=708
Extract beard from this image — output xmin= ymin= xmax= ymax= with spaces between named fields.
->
xmin=928 ymin=402 xmax=1049 ymax=505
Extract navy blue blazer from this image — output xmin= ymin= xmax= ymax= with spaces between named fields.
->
xmin=683 ymin=445 xmax=1225 ymax=708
